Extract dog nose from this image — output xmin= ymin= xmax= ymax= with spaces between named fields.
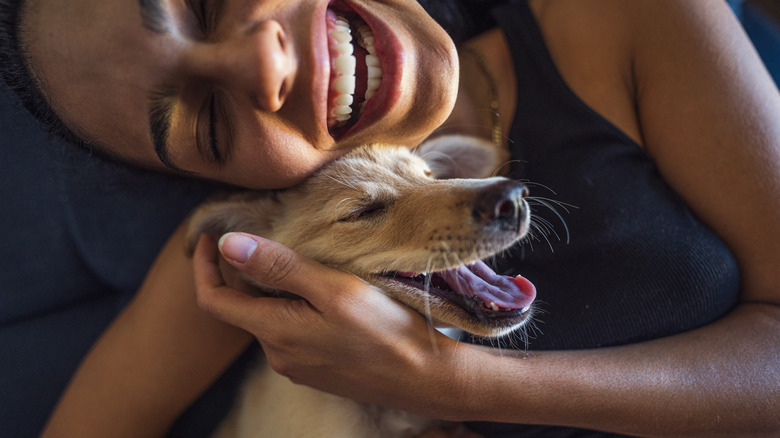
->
xmin=473 ymin=180 xmax=529 ymax=230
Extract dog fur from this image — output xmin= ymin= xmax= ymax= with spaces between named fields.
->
xmin=187 ymin=135 xmax=536 ymax=437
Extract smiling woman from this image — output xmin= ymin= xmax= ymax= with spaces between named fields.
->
xmin=20 ymin=0 xmax=457 ymax=188
xmin=3 ymin=0 xmax=780 ymax=437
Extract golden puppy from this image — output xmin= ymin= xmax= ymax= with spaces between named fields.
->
xmin=187 ymin=135 xmax=536 ymax=437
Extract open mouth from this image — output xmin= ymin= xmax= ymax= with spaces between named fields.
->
xmin=384 ymin=260 xmax=536 ymax=320
xmin=325 ymin=6 xmax=382 ymax=138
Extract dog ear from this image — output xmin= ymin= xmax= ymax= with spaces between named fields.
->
xmin=415 ymin=135 xmax=509 ymax=179
xmin=185 ymin=192 xmax=279 ymax=256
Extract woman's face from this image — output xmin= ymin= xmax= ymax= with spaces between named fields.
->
xmin=24 ymin=0 xmax=458 ymax=189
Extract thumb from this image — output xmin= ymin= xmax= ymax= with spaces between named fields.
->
xmin=217 ymin=232 xmax=363 ymax=308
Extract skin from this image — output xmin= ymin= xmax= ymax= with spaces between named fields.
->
xmin=35 ymin=0 xmax=780 ymax=436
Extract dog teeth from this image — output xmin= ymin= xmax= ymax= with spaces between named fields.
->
xmin=521 ymin=306 xmax=531 ymax=313
xmin=490 ymin=302 xmax=500 ymax=311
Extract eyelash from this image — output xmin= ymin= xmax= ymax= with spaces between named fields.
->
xmin=207 ymin=94 xmax=221 ymax=162
xmin=196 ymin=92 xmax=222 ymax=163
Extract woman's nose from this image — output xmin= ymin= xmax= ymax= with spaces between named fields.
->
xmin=194 ymin=20 xmax=296 ymax=112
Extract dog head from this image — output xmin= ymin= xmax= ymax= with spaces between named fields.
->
xmin=187 ymin=135 xmax=535 ymax=338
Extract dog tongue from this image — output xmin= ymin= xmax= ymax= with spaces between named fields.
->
xmin=438 ymin=260 xmax=536 ymax=311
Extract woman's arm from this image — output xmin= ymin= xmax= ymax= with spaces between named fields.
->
xmin=455 ymin=303 xmax=780 ymax=437
xmin=41 ymin=224 xmax=253 ymax=438
xmin=452 ymin=1 xmax=780 ymax=433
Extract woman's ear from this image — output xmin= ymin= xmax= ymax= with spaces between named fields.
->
xmin=414 ymin=135 xmax=509 ymax=179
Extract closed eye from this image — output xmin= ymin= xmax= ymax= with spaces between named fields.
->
xmin=195 ymin=90 xmax=233 ymax=165
xmin=338 ymin=205 xmax=386 ymax=222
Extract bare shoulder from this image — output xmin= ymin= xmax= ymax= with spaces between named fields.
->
xmin=537 ymin=0 xmax=780 ymax=305
xmin=629 ymin=1 xmax=780 ymax=301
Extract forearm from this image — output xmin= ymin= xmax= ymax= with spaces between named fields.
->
xmin=42 ymin=299 xmax=251 ymax=438
xmin=449 ymin=303 xmax=780 ymax=437
xmin=41 ymin=225 xmax=253 ymax=438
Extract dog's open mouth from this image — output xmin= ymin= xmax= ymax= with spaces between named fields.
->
xmin=385 ymin=260 xmax=536 ymax=319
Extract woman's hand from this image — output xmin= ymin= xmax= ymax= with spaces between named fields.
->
xmin=192 ymin=232 xmax=469 ymax=417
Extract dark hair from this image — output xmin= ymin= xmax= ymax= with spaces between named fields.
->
xmin=416 ymin=0 xmax=505 ymax=46
xmin=0 ymin=0 xmax=94 ymax=150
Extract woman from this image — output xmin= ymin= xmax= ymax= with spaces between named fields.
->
xmin=2 ymin=0 xmax=778 ymax=436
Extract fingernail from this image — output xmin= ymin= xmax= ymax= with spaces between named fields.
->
xmin=218 ymin=233 xmax=258 ymax=263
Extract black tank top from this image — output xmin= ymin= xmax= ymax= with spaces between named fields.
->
xmin=459 ymin=1 xmax=740 ymax=436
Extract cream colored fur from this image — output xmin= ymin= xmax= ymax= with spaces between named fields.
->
xmin=187 ymin=135 xmax=533 ymax=438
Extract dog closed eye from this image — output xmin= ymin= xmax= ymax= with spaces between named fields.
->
xmin=338 ymin=204 xmax=387 ymax=222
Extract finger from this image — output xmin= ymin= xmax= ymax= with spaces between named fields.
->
xmin=192 ymin=233 xmax=294 ymax=328
xmin=192 ymin=234 xmax=251 ymax=320
xmin=217 ymin=232 xmax=369 ymax=309
xmin=192 ymin=233 xmax=225 ymax=290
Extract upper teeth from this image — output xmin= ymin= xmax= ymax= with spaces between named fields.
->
xmin=329 ymin=15 xmax=383 ymax=127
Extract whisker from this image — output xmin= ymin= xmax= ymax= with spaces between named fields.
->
xmin=532 ymin=215 xmax=562 ymax=240
xmin=423 ymin=256 xmax=440 ymax=355
xmin=530 ymin=196 xmax=577 ymax=212
xmin=326 ymin=174 xmax=357 ymax=192
xmin=493 ymin=159 xmax=526 ymax=178
xmin=530 ymin=215 xmax=557 ymax=233
xmin=417 ymin=149 xmax=459 ymax=171
xmin=529 ymin=219 xmax=557 ymax=252
xmin=521 ymin=180 xmax=561 ymax=196
xmin=527 ymin=197 xmax=572 ymax=244
xmin=335 ymin=197 xmax=353 ymax=208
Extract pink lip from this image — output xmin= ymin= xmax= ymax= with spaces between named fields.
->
xmin=316 ymin=0 xmax=403 ymax=141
